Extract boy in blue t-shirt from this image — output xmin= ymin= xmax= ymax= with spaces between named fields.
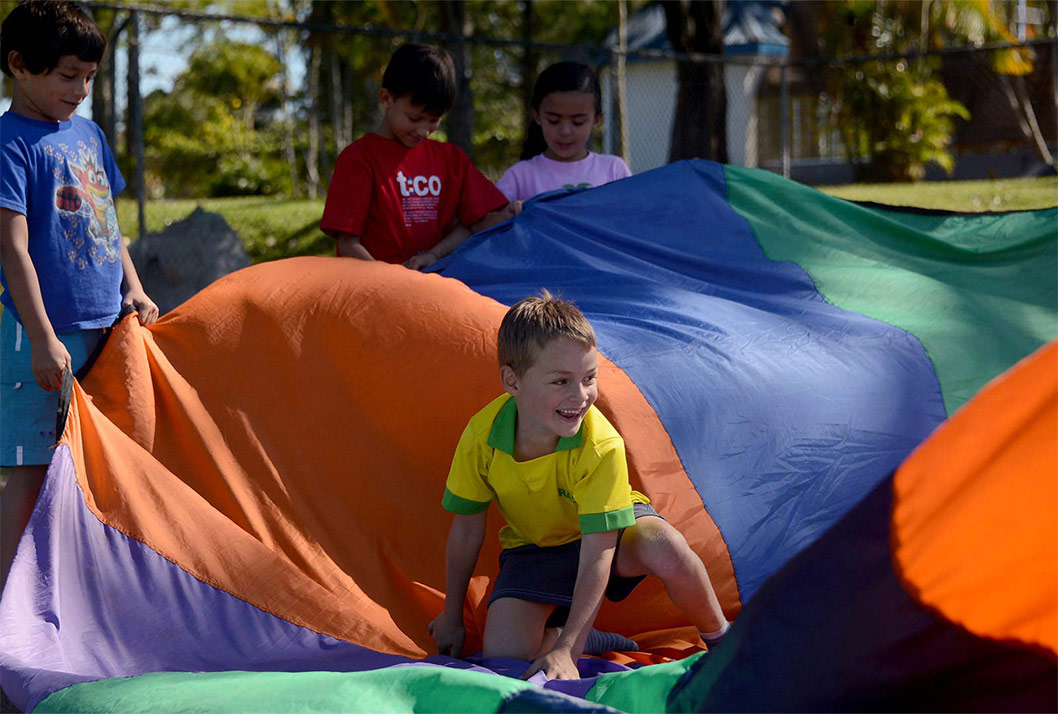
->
xmin=0 ymin=1 xmax=157 ymax=590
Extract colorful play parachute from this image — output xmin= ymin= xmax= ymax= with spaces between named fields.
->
xmin=1 ymin=161 xmax=1054 ymax=712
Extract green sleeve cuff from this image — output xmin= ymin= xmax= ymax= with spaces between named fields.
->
xmin=579 ymin=506 xmax=635 ymax=534
xmin=442 ymin=488 xmax=491 ymax=514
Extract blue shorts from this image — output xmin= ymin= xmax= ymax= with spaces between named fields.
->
xmin=489 ymin=502 xmax=663 ymax=628
xmin=0 ymin=311 xmax=105 ymax=467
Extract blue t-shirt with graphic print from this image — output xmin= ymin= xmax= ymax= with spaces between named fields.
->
xmin=0 ymin=111 xmax=126 ymax=332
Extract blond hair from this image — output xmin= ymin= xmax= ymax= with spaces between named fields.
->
xmin=498 ymin=290 xmax=596 ymax=375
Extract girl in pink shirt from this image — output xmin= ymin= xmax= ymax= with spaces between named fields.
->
xmin=497 ymin=62 xmax=632 ymax=207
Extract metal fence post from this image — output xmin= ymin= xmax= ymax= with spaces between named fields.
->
xmin=128 ymin=9 xmax=145 ymax=240
xmin=617 ymin=0 xmax=630 ymax=165
xmin=780 ymin=60 xmax=790 ymax=179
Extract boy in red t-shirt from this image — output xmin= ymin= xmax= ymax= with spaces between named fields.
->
xmin=321 ymin=44 xmax=511 ymax=269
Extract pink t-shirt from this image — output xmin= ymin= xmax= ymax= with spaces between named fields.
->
xmin=496 ymin=152 xmax=632 ymax=203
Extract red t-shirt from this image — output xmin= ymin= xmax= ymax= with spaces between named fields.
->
xmin=320 ymin=134 xmax=508 ymax=264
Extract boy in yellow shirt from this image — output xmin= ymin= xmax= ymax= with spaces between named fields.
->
xmin=428 ymin=292 xmax=729 ymax=680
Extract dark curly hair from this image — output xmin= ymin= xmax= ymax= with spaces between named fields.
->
xmin=1 ymin=1 xmax=105 ymax=78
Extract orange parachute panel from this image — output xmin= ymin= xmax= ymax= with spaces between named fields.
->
xmin=76 ymin=257 xmax=738 ymax=657
xmin=892 ymin=340 xmax=1058 ymax=655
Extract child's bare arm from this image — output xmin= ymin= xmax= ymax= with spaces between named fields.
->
xmin=523 ymin=530 xmax=618 ymax=680
xmin=0 ymin=208 xmax=68 ymax=390
xmin=404 ymin=200 xmax=522 ymax=271
xmin=119 ymin=240 xmax=159 ymax=325
xmin=404 ymin=203 xmax=520 ymax=271
xmin=428 ymin=510 xmax=487 ymax=657
xmin=333 ymin=231 xmax=375 ymax=261
xmin=470 ymin=202 xmax=520 ymax=233
xmin=403 ymin=224 xmax=471 ymax=270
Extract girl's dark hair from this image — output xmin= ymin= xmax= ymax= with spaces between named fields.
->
xmin=1 ymin=1 xmax=105 ymax=77
xmin=381 ymin=43 xmax=457 ymax=117
xmin=520 ymin=61 xmax=603 ymax=160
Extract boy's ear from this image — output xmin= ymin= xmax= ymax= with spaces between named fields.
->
xmin=7 ymin=51 xmax=28 ymax=79
xmin=378 ymin=88 xmax=394 ymax=109
xmin=500 ymin=365 xmax=520 ymax=396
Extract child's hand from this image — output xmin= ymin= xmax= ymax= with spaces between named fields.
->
xmin=505 ymin=201 xmax=523 ymax=218
xmin=403 ymin=250 xmax=439 ymax=271
xmin=427 ymin=612 xmax=466 ymax=658
xmin=521 ymin=646 xmax=579 ymax=680
xmin=31 ymin=335 xmax=71 ymax=391
xmin=123 ymin=288 xmax=160 ymax=326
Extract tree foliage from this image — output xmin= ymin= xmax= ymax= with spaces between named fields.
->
xmin=185 ymin=39 xmax=281 ymax=131
xmin=836 ymin=60 xmax=970 ymax=181
xmin=106 ymin=0 xmax=649 ymax=197
xmin=118 ymin=0 xmax=1050 ymax=196
xmin=817 ymin=1 xmax=975 ymax=181
xmin=814 ymin=0 xmax=1055 ymax=181
xmin=297 ymin=0 xmax=628 ymax=179
xmin=143 ymin=39 xmax=287 ymax=197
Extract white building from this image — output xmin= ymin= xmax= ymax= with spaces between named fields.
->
xmin=601 ymin=2 xmax=789 ymax=174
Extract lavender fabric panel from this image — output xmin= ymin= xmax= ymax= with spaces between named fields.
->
xmin=0 ymin=446 xmax=406 ymax=711
xmin=0 ymin=447 xmax=633 ymax=712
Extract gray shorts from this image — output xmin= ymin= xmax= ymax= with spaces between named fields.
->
xmin=489 ymin=502 xmax=662 ymax=628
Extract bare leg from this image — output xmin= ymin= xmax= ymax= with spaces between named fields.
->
xmin=535 ymin=627 xmax=561 ymax=659
xmin=482 ymin=597 xmax=554 ymax=660
xmin=0 ymin=464 xmax=46 ymax=593
xmin=614 ymin=516 xmax=727 ymax=633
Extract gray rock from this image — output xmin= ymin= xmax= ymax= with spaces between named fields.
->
xmin=128 ymin=207 xmax=251 ymax=315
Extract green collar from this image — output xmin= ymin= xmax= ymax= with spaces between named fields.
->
xmin=487 ymin=396 xmax=583 ymax=456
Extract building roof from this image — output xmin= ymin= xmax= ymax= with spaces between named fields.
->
xmin=607 ymin=1 xmax=789 ymax=59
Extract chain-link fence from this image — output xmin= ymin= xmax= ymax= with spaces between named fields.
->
xmin=3 ymin=2 xmax=1052 ymax=223
xmin=756 ymin=40 xmax=1057 ymax=184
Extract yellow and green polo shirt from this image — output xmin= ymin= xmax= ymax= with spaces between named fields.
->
xmin=442 ymin=394 xmax=649 ymax=550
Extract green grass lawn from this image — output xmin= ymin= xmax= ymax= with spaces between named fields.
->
xmin=817 ymin=176 xmax=1058 ymax=212
xmin=116 ymin=196 xmax=331 ymax=263
xmin=117 ymin=176 xmax=1058 ymax=264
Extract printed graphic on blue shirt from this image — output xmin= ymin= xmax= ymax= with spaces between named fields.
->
xmin=47 ymin=137 xmax=121 ymax=270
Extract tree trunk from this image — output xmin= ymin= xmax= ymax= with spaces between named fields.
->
xmin=276 ymin=29 xmax=300 ymax=197
xmin=92 ymin=9 xmax=122 ymax=149
xmin=662 ymin=0 xmax=728 ymax=163
xmin=306 ymin=38 xmax=321 ymax=199
xmin=126 ymin=11 xmax=145 ymax=236
xmin=617 ymin=0 xmax=631 ymax=163
xmin=1013 ymin=75 xmax=1055 ymax=166
xmin=785 ymin=0 xmax=821 ymax=60
xmin=343 ymin=53 xmax=354 ymax=148
xmin=439 ymin=0 xmax=474 ymax=157
xmin=521 ymin=0 xmax=536 ymax=143
xmin=329 ymin=45 xmax=345 ymax=150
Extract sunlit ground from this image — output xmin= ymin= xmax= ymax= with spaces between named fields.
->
xmin=116 ymin=175 xmax=1058 ymax=264
xmin=817 ymin=176 xmax=1058 ymax=212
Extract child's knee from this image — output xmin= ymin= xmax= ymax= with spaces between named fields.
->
xmin=482 ymin=599 xmax=550 ymax=660
xmin=633 ymin=519 xmax=698 ymax=578
xmin=482 ymin=627 xmax=538 ymax=660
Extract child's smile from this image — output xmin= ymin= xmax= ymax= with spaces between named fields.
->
xmin=11 ymin=55 xmax=96 ymax=123
xmin=556 ymin=405 xmax=588 ymax=425
xmin=504 ymin=337 xmax=599 ymax=458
